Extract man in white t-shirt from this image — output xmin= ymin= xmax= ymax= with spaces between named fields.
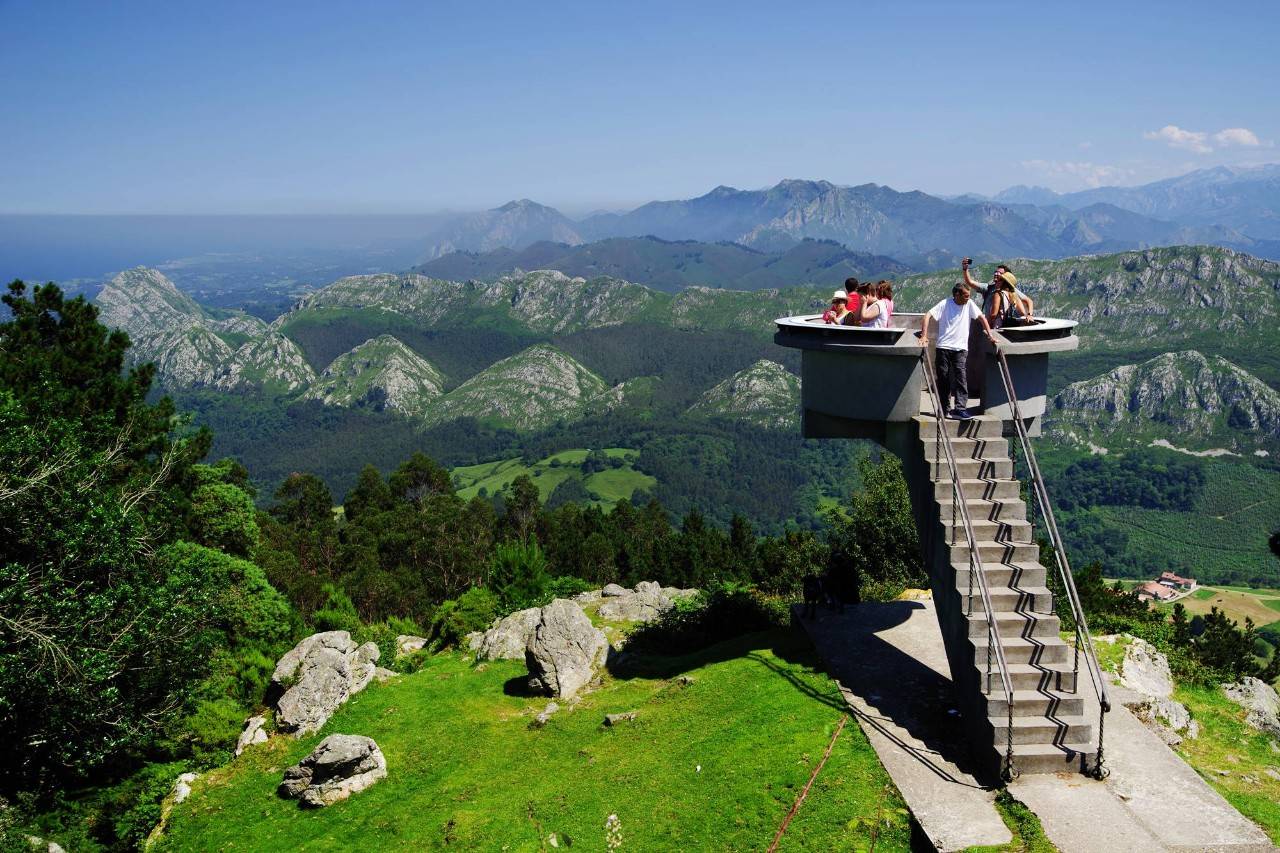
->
xmin=919 ymin=284 xmax=997 ymax=420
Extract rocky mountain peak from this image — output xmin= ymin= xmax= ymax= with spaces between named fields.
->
xmin=302 ymin=335 xmax=446 ymax=416
xmin=688 ymin=359 xmax=800 ymax=430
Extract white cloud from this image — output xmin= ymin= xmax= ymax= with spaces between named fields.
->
xmin=1212 ymin=127 xmax=1262 ymax=147
xmin=1143 ymin=124 xmax=1266 ymax=153
xmin=1019 ymin=160 xmax=1133 ymax=189
xmin=1144 ymin=125 xmax=1212 ymax=154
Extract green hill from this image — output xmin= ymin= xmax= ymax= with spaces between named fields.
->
xmin=302 ymin=335 xmax=447 ymax=417
xmin=688 ymin=359 xmax=800 ymax=430
xmin=423 ymin=344 xmax=615 ymax=431
xmin=158 ymin=631 xmax=911 ymax=852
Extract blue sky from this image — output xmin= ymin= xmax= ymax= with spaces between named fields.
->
xmin=2 ymin=0 xmax=1276 ymax=213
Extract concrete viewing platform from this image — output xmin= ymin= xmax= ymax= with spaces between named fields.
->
xmin=796 ymin=599 xmax=1275 ymax=852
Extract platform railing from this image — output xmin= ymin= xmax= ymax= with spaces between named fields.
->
xmin=992 ymin=345 xmax=1111 ymax=779
xmin=919 ymin=347 xmax=1019 ymax=782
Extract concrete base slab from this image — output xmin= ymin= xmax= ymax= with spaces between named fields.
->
xmin=795 ymin=600 xmax=1012 ymax=851
xmin=1012 ymin=681 xmax=1275 ymax=853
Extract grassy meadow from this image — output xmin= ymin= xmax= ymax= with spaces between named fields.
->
xmin=159 ymin=630 xmax=912 ymax=852
xmin=451 ymin=448 xmax=657 ymax=505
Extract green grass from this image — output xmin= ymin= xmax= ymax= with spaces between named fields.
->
xmin=1172 ymin=683 xmax=1280 ymax=844
xmin=159 ymin=630 xmax=912 ymax=852
xmin=1194 ymin=588 xmax=1219 ymax=601
xmin=452 ymin=448 xmax=655 ymax=507
xmin=965 ymin=790 xmax=1055 ymax=853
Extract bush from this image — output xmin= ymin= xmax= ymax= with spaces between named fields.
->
xmin=625 ymin=582 xmax=789 ymax=656
xmin=488 ymin=540 xmax=551 ymax=613
xmin=357 ymin=615 xmax=428 ymax=668
xmin=428 ymin=587 xmax=498 ymax=650
xmin=540 ymin=575 xmax=596 ymax=604
xmin=312 ymin=583 xmax=362 ymax=634
xmin=188 ymin=481 xmax=259 ymax=558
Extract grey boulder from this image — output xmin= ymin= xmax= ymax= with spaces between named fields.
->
xmin=471 ymin=607 xmax=543 ymax=661
xmin=278 ymin=734 xmax=387 ymax=808
xmin=395 ymin=634 xmax=428 ymax=657
xmin=596 ymin=582 xmax=696 ymax=623
xmin=601 ymin=583 xmax=629 ymax=597
xmin=235 ymin=715 xmax=268 ymax=756
xmin=1119 ymin=637 xmax=1173 ymax=699
xmin=526 ymin=599 xmax=608 ymax=699
xmin=1222 ymin=677 xmax=1280 ymax=737
xmin=272 ymin=632 xmax=381 ymax=735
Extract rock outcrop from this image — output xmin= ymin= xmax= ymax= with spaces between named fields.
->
xmin=395 ymin=635 xmax=428 ymax=657
xmin=469 ymin=607 xmax=543 ymax=661
xmin=271 ymin=632 xmax=381 ymax=735
xmin=1051 ymin=350 xmax=1280 ymax=455
xmin=525 ymin=600 xmax=609 ymax=699
xmin=1119 ymin=638 xmax=1196 ymax=743
xmin=235 ymin=715 xmax=268 ymax=756
xmin=278 ymin=734 xmax=387 ymax=808
xmin=596 ymin=581 xmax=697 ymax=623
xmin=302 ymin=335 xmax=446 ymax=416
xmin=687 ymin=359 xmax=800 ymax=430
xmin=1222 ymin=677 xmax=1280 ymax=737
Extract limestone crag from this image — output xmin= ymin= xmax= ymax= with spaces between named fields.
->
xmin=687 ymin=359 xmax=800 ymax=430
xmin=1119 ymin=638 xmax=1197 ymax=744
xmin=525 ymin=599 xmax=609 ymax=699
xmin=423 ymin=344 xmax=612 ymax=430
xmin=278 ymin=734 xmax=387 ymax=807
xmin=212 ymin=333 xmax=316 ymax=394
xmin=302 ymin=335 xmax=446 ymax=416
xmin=1050 ymin=350 xmax=1280 ymax=454
xmin=271 ymin=631 xmax=381 ymax=735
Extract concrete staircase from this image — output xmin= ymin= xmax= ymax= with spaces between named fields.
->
xmin=909 ymin=412 xmax=1098 ymax=777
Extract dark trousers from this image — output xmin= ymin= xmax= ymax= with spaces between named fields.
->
xmin=936 ymin=347 xmax=969 ymax=411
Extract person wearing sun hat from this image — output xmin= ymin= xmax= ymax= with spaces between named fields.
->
xmin=821 ymin=289 xmax=850 ymax=324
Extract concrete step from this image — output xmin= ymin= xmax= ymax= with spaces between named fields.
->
xmin=938 ymin=496 xmax=1027 ymax=522
xmin=966 ymin=611 xmax=1061 ymax=640
xmin=961 ymin=585 xmax=1054 ymax=614
xmin=942 ymin=516 xmax=1033 ymax=543
xmin=983 ymin=689 xmax=1085 ymax=719
xmin=919 ymin=436 xmax=1010 ymax=462
xmin=1007 ymin=741 xmax=1097 ymax=775
xmin=1004 ymin=662 xmax=1078 ymax=692
xmin=953 ymin=561 xmax=1046 ymax=588
xmin=932 ymin=478 xmax=1021 ymax=501
xmin=916 ymin=415 xmax=1004 ymax=439
xmin=972 ymin=636 xmax=1069 ymax=665
xmin=927 ymin=456 xmax=1013 ymax=480
xmin=948 ymin=539 xmax=1040 ymax=564
xmin=991 ymin=714 xmax=1095 ymax=745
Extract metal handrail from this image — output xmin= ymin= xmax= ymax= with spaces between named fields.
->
xmin=992 ymin=345 xmax=1111 ymax=779
xmin=918 ymin=347 xmax=1019 ymax=781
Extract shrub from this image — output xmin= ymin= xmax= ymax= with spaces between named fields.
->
xmin=357 ymin=615 xmax=428 ymax=667
xmin=625 ymin=582 xmax=788 ymax=656
xmin=488 ymin=540 xmax=551 ymax=612
xmin=188 ymin=481 xmax=259 ymax=558
xmin=311 ymin=583 xmax=362 ymax=634
xmin=428 ymin=587 xmax=498 ymax=650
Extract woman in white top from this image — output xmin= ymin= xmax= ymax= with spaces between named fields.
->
xmin=859 ymin=284 xmax=889 ymax=328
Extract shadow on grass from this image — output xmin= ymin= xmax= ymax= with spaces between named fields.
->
xmin=502 ymin=674 xmax=541 ymax=697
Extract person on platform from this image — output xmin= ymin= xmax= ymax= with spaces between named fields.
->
xmin=919 ymin=283 xmax=997 ymax=420
xmin=859 ymin=283 xmax=889 ymax=328
xmin=878 ymin=281 xmax=894 ymax=323
xmin=821 ymin=290 xmax=850 ymax=324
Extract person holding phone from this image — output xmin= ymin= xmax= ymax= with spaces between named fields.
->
xmin=919 ymin=283 xmax=997 ymax=420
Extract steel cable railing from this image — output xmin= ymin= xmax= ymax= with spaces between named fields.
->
xmin=992 ymin=346 xmax=1111 ymax=779
xmin=919 ymin=348 xmax=1019 ymax=782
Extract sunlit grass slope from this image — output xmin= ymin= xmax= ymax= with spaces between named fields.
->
xmin=160 ymin=630 xmax=911 ymax=852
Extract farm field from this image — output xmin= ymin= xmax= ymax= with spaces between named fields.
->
xmin=1169 ymin=587 xmax=1280 ymax=628
xmin=451 ymin=448 xmax=656 ymax=506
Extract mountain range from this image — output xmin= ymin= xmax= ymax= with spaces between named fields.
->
xmin=97 ymin=245 xmax=1280 ymax=438
xmin=414 ymin=168 xmax=1280 ymax=270
xmin=413 ymin=236 xmax=911 ymax=292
